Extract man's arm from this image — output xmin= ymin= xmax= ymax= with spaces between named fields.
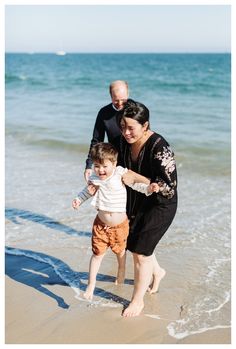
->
xmin=85 ymin=109 xmax=106 ymax=171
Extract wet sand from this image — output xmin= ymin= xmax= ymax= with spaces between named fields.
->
xmin=5 ymin=248 xmax=231 ymax=345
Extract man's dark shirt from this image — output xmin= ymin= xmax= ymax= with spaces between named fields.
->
xmin=85 ymin=103 xmax=121 ymax=169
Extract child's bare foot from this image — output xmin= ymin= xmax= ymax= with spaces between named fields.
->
xmin=83 ymin=284 xmax=95 ymax=300
xmin=115 ymin=267 xmax=125 ymax=285
xmin=148 ymin=268 xmax=166 ymax=294
xmin=122 ymin=301 xmax=144 ymax=317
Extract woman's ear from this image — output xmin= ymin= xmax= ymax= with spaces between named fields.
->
xmin=143 ymin=121 xmax=149 ymax=131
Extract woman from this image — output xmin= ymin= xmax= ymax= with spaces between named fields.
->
xmin=116 ymin=99 xmax=178 ymax=317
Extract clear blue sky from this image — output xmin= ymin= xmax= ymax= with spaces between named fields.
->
xmin=5 ymin=4 xmax=231 ymax=53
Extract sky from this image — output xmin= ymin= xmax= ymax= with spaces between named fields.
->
xmin=4 ymin=3 xmax=231 ymax=53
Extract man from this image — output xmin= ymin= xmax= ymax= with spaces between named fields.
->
xmin=84 ymin=80 xmax=129 ymax=181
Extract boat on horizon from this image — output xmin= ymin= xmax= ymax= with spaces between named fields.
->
xmin=56 ymin=50 xmax=66 ymax=56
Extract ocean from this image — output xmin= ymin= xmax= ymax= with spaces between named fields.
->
xmin=5 ymin=53 xmax=231 ymax=342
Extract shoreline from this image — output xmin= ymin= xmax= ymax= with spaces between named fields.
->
xmin=5 ymin=247 xmax=231 ymax=345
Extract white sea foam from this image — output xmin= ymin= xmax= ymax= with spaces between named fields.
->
xmin=145 ymin=312 xmax=231 ymax=340
xmin=145 ymin=314 xmax=174 ymax=321
xmin=204 ymin=291 xmax=231 ymax=314
xmin=167 ymin=323 xmax=231 ymax=340
xmin=165 ymin=289 xmax=231 ymax=340
xmin=75 ymin=294 xmax=122 ymax=308
xmin=19 ymin=74 xmax=27 ymax=80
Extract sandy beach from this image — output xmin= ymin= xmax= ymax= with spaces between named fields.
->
xmin=5 ymin=244 xmax=231 ymax=345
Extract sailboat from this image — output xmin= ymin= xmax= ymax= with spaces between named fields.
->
xmin=56 ymin=50 xmax=66 ymax=56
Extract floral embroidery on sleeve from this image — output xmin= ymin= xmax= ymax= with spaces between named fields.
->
xmin=153 ymin=145 xmax=177 ymax=199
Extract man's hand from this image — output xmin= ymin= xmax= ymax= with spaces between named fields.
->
xmin=87 ymin=182 xmax=99 ymax=196
xmin=84 ymin=169 xmax=93 ymax=182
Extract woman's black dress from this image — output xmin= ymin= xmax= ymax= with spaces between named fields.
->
xmin=117 ymin=132 xmax=178 ymax=256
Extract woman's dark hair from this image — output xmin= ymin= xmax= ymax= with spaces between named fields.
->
xmin=117 ymin=99 xmax=150 ymax=129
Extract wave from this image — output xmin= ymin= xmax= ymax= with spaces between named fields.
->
xmin=167 ymin=323 xmax=231 ymax=340
xmin=5 ymin=73 xmax=47 ymax=87
xmin=166 ymin=256 xmax=231 ymax=340
xmin=6 ymin=124 xmax=230 ymax=158
xmin=5 ymin=73 xmax=28 ymax=83
xmin=6 ymin=131 xmax=89 ymax=153
xmin=146 ymin=289 xmax=231 ymax=340
xmin=143 ymin=78 xmax=229 ymax=97
xmin=5 ymin=130 xmax=230 ymax=177
xmin=156 ymin=80 xmax=215 ymax=90
xmin=28 ymin=138 xmax=89 ymax=153
xmin=5 ymin=72 xmax=97 ymax=89
xmin=6 ymin=71 xmax=227 ymax=96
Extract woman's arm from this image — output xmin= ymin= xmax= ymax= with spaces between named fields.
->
xmin=122 ymin=169 xmax=150 ymax=186
xmin=151 ymin=143 xmax=177 ymax=199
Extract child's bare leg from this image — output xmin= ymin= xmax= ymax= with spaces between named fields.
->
xmin=115 ymin=249 xmax=126 ymax=284
xmin=84 ymin=252 xmax=105 ymax=300
xmin=148 ymin=254 xmax=166 ymax=294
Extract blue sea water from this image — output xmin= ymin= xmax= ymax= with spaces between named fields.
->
xmin=5 ymin=53 xmax=231 ymax=342
xmin=5 ymin=53 xmax=231 ymax=176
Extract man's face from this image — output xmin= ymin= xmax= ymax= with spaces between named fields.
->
xmin=111 ymin=86 xmax=128 ymax=110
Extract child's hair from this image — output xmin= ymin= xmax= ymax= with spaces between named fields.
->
xmin=90 ymin=142 xmax=118 ymax=164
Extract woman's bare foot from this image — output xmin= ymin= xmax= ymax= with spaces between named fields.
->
xmin=122 ymin=300 xmax=144 ymax=317
xmin=115 ymin=267 xmax=125 ymax=285
xmin=148 ymin=268 xmax=166 ymax=294
xmin=83 ymin=284 xmax=95 ymax=300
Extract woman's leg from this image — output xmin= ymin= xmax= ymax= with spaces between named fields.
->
xmin=122 ymin=253 xmax=153 ymax=317
xmin=148 ymin=253 xmax=166 ymax=294
xmin=115 ymin=249 xmax=126 ymax=284
xmin=83 ymin=252 xmax=105 ymax=300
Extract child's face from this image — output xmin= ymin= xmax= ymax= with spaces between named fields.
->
xmin=93 ymin=159 xmax=116 ymax=180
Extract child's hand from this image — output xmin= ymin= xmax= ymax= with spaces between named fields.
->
xmin=72 ymin=198 xmax=81 ymax=209
xmin=148 ymin=183 xmax=160 ymax=193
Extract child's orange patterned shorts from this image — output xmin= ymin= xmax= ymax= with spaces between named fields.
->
xmin=92 ymin=215 xmax=129 ymax=255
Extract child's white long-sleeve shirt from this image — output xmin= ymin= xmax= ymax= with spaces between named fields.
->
xmin=76 ymin=166 xmax=151 ymax=212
